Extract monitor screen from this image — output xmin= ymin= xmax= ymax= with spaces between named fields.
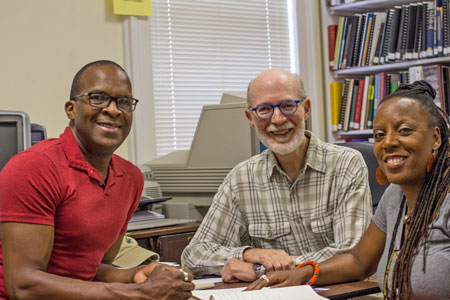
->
xmin=0 ymin=111 xmax=31 ymax=171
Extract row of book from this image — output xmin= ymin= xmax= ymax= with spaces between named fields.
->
xmin=328 ymin=1 xmax=450 ymax=70
xmin=330 ymin=64 xmax=450 ymax=132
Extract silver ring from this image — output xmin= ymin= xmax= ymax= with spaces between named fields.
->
xmin=260 ymin=274 xmax=270 ymax=283
xmin=183 ymin=271 xmax=189 ymax=282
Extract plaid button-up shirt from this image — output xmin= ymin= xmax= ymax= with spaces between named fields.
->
xmin=181 ymin=131 xmax=372 ymax=276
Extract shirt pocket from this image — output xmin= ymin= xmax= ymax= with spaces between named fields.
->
xmin=310 ymin=214 xmax=334 ymax=244
xmin=248 ymin=222 xmax=291 ymax=249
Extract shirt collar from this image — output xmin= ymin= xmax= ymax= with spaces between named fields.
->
xmin=60 ymin=127 xmax=124 ymax=178
xmin=265 ymin=130 xmax=326 ymax=178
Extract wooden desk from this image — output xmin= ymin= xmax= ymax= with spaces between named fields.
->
xmin=127 ymin=222 xmax=201 ymax=263
xmin=209 ymin=280 xmax=380 ymax=300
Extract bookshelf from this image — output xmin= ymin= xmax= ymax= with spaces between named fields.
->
xmin=320 ymin=0 xmax=450 ymax=142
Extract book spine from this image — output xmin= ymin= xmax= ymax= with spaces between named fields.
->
xmin=333 ymin=17 xmax=345 ymax=70
xmin=360 ymin=76 xmax=370 ymax=130
xmin=353 ymin=79 xmax=365 ymax=130
xmin=348 ymin=80 xmax=359 ymax=130
xmin=343 ymin=79 xmax=355 ymax=131
xmin=330 ymin=81 xmax=344 ymax=132
xmin=395 ymin=5 xmax=407 ymax=61
xmin=338 ymin=79 xmax=351 ymax=131
xmin=442 ymin=0 xmax=449 ymax=55
xmin=341 ymin=17 xmax=353 ymax=69
xmin=353 ymin=14 xmax=366 ymax=67
xmin=413 ymin=4 xmax=424 ymax=59
xmin=435 ymin=0 xmax=444 ymax=56
xmin=328 ymin=25 xmax=338 ymax=70
xmin=406 ymin=4 xmax=418 ymax=59
xmin=388 ymin=6 xmax=402 ymax=62
xmin=427 ymin=1 xmax=436 ymax=57
xmin=381 ymin=9 xmax=395 ymax=64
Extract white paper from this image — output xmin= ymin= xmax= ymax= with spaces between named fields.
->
xmin=192 ymin=285 xmax=327 ymax=300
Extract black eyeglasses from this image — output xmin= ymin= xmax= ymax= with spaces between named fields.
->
xmin=249 ymin=99 xmax=304 ymax=120
xmin=71 ymin=92 xmax=139 ymax=112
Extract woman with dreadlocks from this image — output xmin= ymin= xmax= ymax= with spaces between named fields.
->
xmin=246 ymin=80 xmax=450 ymax=299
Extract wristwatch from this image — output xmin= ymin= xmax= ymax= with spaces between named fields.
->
xmin=252 ymin=263 xmax=266 ymax=279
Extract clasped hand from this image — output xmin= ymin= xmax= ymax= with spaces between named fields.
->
xmin=221 ymin=249 xmax=295 ymax=283
xmin=133 ymin=263 xmax=195 ymax=299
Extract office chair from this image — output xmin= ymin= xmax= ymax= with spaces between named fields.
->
xmin=337 ymin=142 xmax=389 ymax=213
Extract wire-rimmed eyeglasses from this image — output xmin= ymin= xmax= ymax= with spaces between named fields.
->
xmin=71 ymin=92 xmax=139 ymax=113
xmin=249 ymin=99 xmax=305 ymax=120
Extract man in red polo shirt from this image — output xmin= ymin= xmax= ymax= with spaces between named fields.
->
xmin=0 ymin=60 xmax=194 ymax=300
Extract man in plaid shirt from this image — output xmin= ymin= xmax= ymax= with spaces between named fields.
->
xmin=181 ymin=69 xmax=372 ymax=282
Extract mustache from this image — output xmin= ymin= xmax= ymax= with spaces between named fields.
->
xmin=265 ymin=122 xmax=295 ymax=133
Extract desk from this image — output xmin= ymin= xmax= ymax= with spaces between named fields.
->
xmin=208 ymin=280 xmax=380 ymax=300
xmin=127 ymin=221 xmax=201 ymax=263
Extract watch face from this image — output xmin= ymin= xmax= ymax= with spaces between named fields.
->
xmin=252 ymin=263 xmax=266 ymax=278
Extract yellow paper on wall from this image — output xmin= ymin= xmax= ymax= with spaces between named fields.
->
xmin=113 ymin=0 xmax=153 ymax=16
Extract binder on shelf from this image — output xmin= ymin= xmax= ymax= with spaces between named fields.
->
xmin=381 ymin=8 xmax=395 ymax=64
xmin=348 ymin=79 xmax=359 ymax=130
xmin=353 ymin=14 xmax=367 ymax=67
xmin=369 ymin=12 xmax=387 ymax=66
xmin=353 ymin=79 xmax=365 ymax=130
xmin=330 ymin=81 xmax=344 ymax=132
xmin=423 ymin=64 xmax=446 ymax=110
xmin=435 ymin=0 xmax=444 ymax=57
xmin=388 ymin=6 xmax=402 ymax=62
xmin=426 ymin=1 xmax=436 ymax=57
xmin=344 ymin=15 xmax=360 ymax=69
xmin=343 ymin=79 xmax=355 ymax=131
xmin=405 ymin=4 xmax=418 ymax=60
xmin=338 ymin=79 xmax=351 ymax=131
xmin=340 ymin=17 xmax=353 ymax=69
xmin=328 ymin=25 xmax=338 ymax=70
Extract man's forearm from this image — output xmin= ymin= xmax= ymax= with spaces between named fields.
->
xmin=94 ymin=263 xmax=143 ymax=283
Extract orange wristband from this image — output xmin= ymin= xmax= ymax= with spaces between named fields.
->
xmin=296 ymin=260 xmax=319 ymax=285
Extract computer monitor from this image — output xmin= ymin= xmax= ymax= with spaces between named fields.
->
xmin=0 ymin=111 xmax=32 ymax=171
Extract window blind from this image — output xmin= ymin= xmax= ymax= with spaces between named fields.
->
xmin=150 ymin=0 xmax=293 ymax=157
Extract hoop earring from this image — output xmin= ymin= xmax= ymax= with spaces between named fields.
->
xmin=376 ymin=167 xmax=388 ymax=185
xmin=426 ymin=154 xmax=435 ymax=173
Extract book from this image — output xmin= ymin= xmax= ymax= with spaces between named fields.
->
xmin=426 ymin=1 xmax=436 ymax=57
xmin=353 ymin=14 xmax=367 ymax=67
xmin=413 ymin=3 xmax=424 ymax=59
xmin=353 ymin=79 xmax=365 ymax=130
xmin=343 ymin=79 xmax=355 ymax=131
xmin=422 ymin=64 xmax=445 ymax=109
xmin=395 ymin=5 xmax=407 ymax=61
xmin=381 ymin=8 xmax=395 ymax=64
xmin=348 ymin=80 xmax=359 ymax=130
xmin=408 ymin=65 xmax=424 ymax=83
xmin=360 ymin=75 xmax=370 ymax=129
xmin=442 ymin=65 xmax=450 ymax=115
xmin=443 ymin=0 xmax=449 ymax=55
xmin=405 ymin=4 xmax=418 ymax=59
xmin=388 ymin=6 xmax=402 ymax=61
xmin=435 ymin=0 xmax=444 ymax=56
xmin=343 ymin=15 xmax=359 ymax=69
xmin=330 ymin=81 xmax=344 ymax=132
xmin=192 ymin=285 xmax=327 ymax=300
xmin=359 ymin=13 xmax=374 ymax=67
xmin=333 ymin=17 xmax=346 ymax=70
xmin=339 ymin=17 xmax=353 ymax=69
xmin=369 ymin=12 xmax=387 ymax=66
xmin=338 ymin=79 xmax=351 ymax=131
xmin=328 ymin=25 xmax=338 ymax=70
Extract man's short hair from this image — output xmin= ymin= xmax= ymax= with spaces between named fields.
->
xmin=70 ymin=60 xmax=131 ymax=99
xmin=246 ymin=71 xmax=307 ymax=106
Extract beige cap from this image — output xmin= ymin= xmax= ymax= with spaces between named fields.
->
xmin=113 ymin=236 xmax=160 ymax=268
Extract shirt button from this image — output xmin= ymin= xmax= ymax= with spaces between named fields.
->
xmin=295 ymin=218 xmax=301 ymax=224
xmin=90 ymin=170 xmax=93 ymax=174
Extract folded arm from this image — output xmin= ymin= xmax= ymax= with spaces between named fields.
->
xmin=0 ymin=222 xmax=193 ymax=300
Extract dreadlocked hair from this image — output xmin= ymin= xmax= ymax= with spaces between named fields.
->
xmin=380 ymin=80 xmax=450 ymax=299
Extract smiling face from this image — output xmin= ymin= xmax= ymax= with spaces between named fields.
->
xmin=65 ymin=64 xmax=133 ymax=157
xmin=245 ymin=69 xmax=310 ymax=156
xmin=373 ymin=97 xmax=441 ymax=187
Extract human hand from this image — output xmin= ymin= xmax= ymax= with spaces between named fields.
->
xmin=137 ymin=264 xmax=195 ymax=299
xmin=243 ymin=249 xmax=295 ymax=272
xmin=245 ymin=267 xmax=310 ymax=290
xmin=133 ymin=262 xmax=161 ymax=283
xmin=221 ymin=258 xmax=256 ymax=283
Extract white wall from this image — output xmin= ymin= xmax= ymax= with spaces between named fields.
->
xmin=0 ymin=0 xmax=129 ymax=158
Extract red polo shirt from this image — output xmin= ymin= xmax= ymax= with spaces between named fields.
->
xmin=0 ymin=127 xmax=143 ymax=299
